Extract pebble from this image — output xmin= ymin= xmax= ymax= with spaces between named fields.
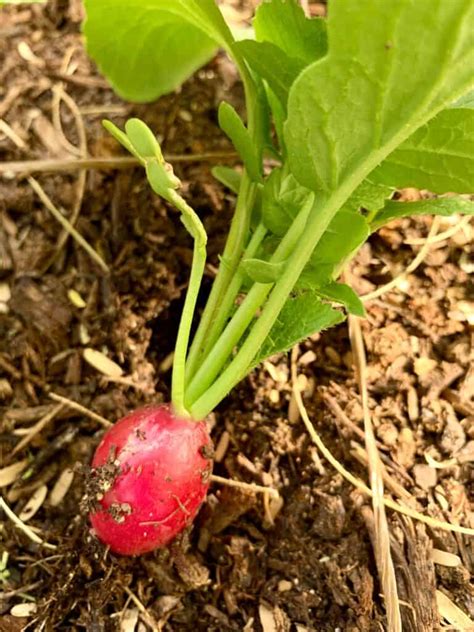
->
xmin=413 ymin=464 xmax=437 ymax=490
xmin=440 ymin=416 xmax=466 ymax=455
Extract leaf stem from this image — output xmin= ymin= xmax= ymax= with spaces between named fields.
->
xmin=168 ymin=191 xmax=207 ymax=417
xmin=185 ymin=59 xmax=263 ymax=380
xmin=196 ymin=222 xmax=267 ymax=367
xmin=189 ymin=190 xmax=346 ymax=420
xmin=184 ymin=173 xmax=257 ymax=379
xmin=185 ymin=197 xmax=313 ymax=409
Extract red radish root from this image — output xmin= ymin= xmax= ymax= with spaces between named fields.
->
xmin=89 ymin=405 xmax=212 ymax=555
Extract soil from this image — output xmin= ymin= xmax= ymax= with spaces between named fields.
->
xmin=0 ymin=3 xmax=473 ymax=632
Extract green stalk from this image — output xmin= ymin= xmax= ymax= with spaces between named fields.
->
xmin=197 ymin=222 xmax=267 ymax=364
xmin=189 ymin=190 xmax=347 ymax=420
xmin=184 ymin=175 xmax=257 ymax=379
xmin=185 ymin=66 xmax=264 ymax=380
xmin=185 ymin=197 xmax=313 ymax=408
xmin=169 ymin=192 xmax=207 ymax=418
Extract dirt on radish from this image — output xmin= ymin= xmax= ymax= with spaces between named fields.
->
xmin=0 ymin=2 xmax=473 ymax=632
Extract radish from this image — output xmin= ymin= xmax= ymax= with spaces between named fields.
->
xmin=89 ymin=405 xmax=212 ymax=555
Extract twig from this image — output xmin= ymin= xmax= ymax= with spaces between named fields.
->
xmin=0 ymin=496 xmax=56 ymax=550
xmin=362 ymin=216 xmax=441 ymax=302
xmin=28 ymin=176 xmax=109 ymax=274
xmin=42 ymin=85 xmax=88 ymax=273
xmin=12 ymin=403 xmax=66 ymax=456
xmin=290 ymin=352 xmax=474 ymax=537
xmin=348 ymin=317 xmax=401 ymax=632
xmin=211 ymin=474 xmax=279 ymax=498
xmin=122 ymin=586 xmax=161 ymax=632
xmin=405 ymin=215 xmax=471 ymax=245
xmin=0 ymin=152 xmax=239 ymax=175
xmin=49 ymin=392 xmax=112 ymax=428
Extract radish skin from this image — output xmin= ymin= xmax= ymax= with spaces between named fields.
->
xmin=89 ymin=405 xmax=212 ymax=555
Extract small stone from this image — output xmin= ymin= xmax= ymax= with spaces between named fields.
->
xmin=413 ymin=464 xmax=437 ymax=490
xmin=407 ymin=387 xmax=419 ymax=422
xmin=0 ymin=378 xmax=13 ymax=401
xmin=376 ymin=422 xmax=399 ymax=447
xmin=414 ymin=357 xmax=437 ymax=378
xmin=396 ymin=427 xmax=416 ymax=468
xmin=440 ymin=416 xmax=466 ymax=455
xmin=278 ymin=580 xmax=293 ymax=592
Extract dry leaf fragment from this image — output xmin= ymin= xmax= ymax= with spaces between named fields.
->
xmin=431 ymin=549 xmax=462 ymax=568
xmin=0 ymin=460 xmax=28 ymax=488
xmin=18 ymin=484 xmax=48 ymax=521
xmin=83 ymin=348 xmax=123 ymax=377
xmin=436 ymin=589 xmax=473 ymax=630
xmin=120 ymin=608 xmax=139 ymax=632
xmin=11 ymin=603 xmax=37 ymax=617
xmin=49 ymin=468 xmax=74 ymax=507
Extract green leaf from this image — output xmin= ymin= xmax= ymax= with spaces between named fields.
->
xmin=310 ymin=210 xmax=369 ymax=267
xmin=313 ymin=282 xmax=365 ymax=317
xmin=102 ymin=120 xmax=140 ymax=159
xmin=372 ymin=107 xmax=474 ymax=193
xmin=218 ymin=102 xmax=262 ymax=182
xmin=83 ymin=0 xmax=233 ymax=102
xmin=253 ymin=292 xmax=344 ymax=365
xmin=346 ymin=180 xmax=394 ymax=214
xmin=371 ymin=196 xmax=474 ymax=231
xmin=285 ymin=0 xmax=474 ymax=194
xmin=236 ymin=40 xmax=305 ymax=105
xmin=262 ymin=167 xmax=312 ymax=235
xmin=450 ymin=90 xmax=474 ymax=109
xmin=212 ymin=166 xmax=242 ymax=194
xmin=241 ymin=258 xmax=285 ymax=284
xmin=125 ymin=118 xmax=163 ymax=160
xmin=254 ymin=0 xmax=327 ymax=64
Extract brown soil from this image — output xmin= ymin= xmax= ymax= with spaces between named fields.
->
xmin=0 ymin=3 xmax=473 ymax=632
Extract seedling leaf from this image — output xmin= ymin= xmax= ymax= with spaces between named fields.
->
xmin=313 ymin=282 xmax=365 ymax=317
xmin=212 ymin=166 xmax=242 ymax=194
xmin=125 ymin=118 xmax=163 ymax=160
xmin=218 ymin=102 xmax=261 ymax=182
xmin=262 ymin=167 xmax=312 ymax=235
xmin=241 ymin=258 xmax=285 ymax=284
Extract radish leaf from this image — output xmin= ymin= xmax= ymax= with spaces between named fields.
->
xmin=371 ymin=196 xmax=474 ymax=231
xmin=253 ymin=292 xmax=344 ymax=366
xmin=285 ymin=0 xmax=474 ymax=193
xmin=372 ymin=107 xmax=474 ymax=193
xmin=253 ymin=0 xmax=327 ymax=64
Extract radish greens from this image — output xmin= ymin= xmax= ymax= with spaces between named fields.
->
xmin=83 ymin=0 xmax=474 ymax=420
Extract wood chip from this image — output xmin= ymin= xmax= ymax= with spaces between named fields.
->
xmin=214 ymin=430 xmax=230 ymax=463
xmin=10 ymin=603 xmax=37 ymax=618
xmin=49 ymin=468 xmax=74 ymax=507
xmin=0 ymin=282 xmax=11 ymax=303
xmin=431 ymin=549 xmax=462 ymax=568
xmin=68 ymin=289 xmax=86 ymax=309
xmin=120 ymin=608 xmax=139 ymax=632
xmin=83 ymin=348 xmax=123 ymax=377
xmin=19 ymin=484 xmax=48 ymax=521
xmin=259 ymin=604 xmax=278 ymax=632
xmin=0 ymin=460 xmax=28 ymax=487
xmin=407 ymin=386 xmax=419 ymax=422
xmin=436 ymin=590 xmax=473 ymax=630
